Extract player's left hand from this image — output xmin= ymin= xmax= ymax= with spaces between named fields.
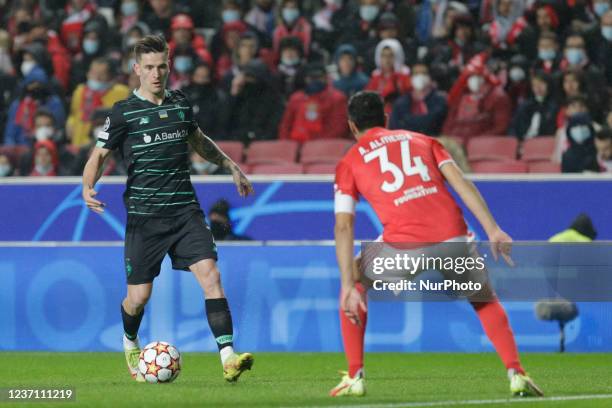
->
xmin=230 ymin=166 xmax=254 ymax=197
xmin=488 ymin=227 xmax=515 ymax=267
xmin=341 ymin=285 xmax=367 ymax=327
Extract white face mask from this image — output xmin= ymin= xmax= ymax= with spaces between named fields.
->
xmin=0 ymin=164 xmax=12 ymax=177
xmin=467 ymin=75 xmax=484 ymax=93
xmin=569 ymin=125 xmax=592 ymax=144
xmin=35 ymin=163 xmax=52 ymax=175
xmin=509 ymin=67 xmax=526 ymax=82
xmin=35 ymin=126 xmax=54 ymax=141
xmin=21 ymin=60 xmax=36 ymax=76
xmin=411 ymin=74 xmax=430 ymax=91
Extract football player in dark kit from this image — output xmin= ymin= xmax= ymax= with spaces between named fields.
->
xmin=82 ymin=35 xmax=254 ymax=383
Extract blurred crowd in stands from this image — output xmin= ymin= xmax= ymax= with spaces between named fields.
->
xmin=0 ymin=0 xmax=611 ymax=177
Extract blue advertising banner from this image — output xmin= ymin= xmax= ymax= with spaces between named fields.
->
xmin=1 ymin=177 xmax=612 ymax=241
xmin=1 ymin=245 xmax=610 ymax=352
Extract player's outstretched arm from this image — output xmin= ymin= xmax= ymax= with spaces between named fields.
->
xmin=188 ymin=127 xmax=254 ymax=197
xmin=82 ymin=147 xmax=112 ymax=214
xmin=440 ymin=162 xmax=514 ymax=266
xmin=335 ymin=212 xmax=367 ymax=326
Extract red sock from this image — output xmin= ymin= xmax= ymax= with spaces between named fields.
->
xmin=339 ymin=283 xmax=367 ymax=378
xmin=471 ymin=299 xmax=524 ymax=374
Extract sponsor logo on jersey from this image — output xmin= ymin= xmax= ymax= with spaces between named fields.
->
xmin=143 ymin=133 xmax=152 ymax=143
xmin=153 ymin=129 xmax=188 ymax=142
xmin=139 ymin=116 xmax=150 ymax=125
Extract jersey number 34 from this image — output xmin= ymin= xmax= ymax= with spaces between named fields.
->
xmin=364 ymin=140 xmax=431 ymax=193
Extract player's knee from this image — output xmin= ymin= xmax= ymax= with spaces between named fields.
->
xmin=127 ymin=290 xmax=151 ymax=310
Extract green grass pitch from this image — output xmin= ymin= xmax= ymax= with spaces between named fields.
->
xmin=2 ymin=352 xmax=612 ymax=407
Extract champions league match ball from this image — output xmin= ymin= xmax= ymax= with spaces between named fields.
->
xmin=138 ymin=341 xmax=182 ymax=384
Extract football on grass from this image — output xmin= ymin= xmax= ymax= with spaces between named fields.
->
xmin=138 ymin=341 xmax=182 ymax=383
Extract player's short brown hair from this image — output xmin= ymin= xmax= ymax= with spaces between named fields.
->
xmin=133 ymin=34 xmax=168 ymax=61
xmin=348 ymin=91 xmax=386 ymax=131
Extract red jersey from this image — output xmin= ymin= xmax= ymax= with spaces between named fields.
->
xmin=334 ymin=127 xmax=467 ymax=242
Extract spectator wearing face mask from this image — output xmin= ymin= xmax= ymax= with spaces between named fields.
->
xmin=560 ymin=32 xmax=608 ymax=120
xmin=168 ymin=14 xmax=213 ymax=68
xmin=225 ymin=59 xmax=284 ymax=144
xmin=169 ymin=46 xmax=199 ymax=90
xmin=0 ymin=154 xmax=15 ymax=177
xmin=68 ymin=20 xmax=110 ymax=93
xmin=509 ymin=71 xmax=559 ymax=140
xmin=366 ymin=38 xmax=411 ymax=115
xmin=505 ymin=54 xmax=530 ymax=111
xmin=336 ymin=0 xmax=385 ymax=65
xmin=332 ymin=44 xmax=369 ymax=98
xmin=273 ymin=0 xmax=312 ymax=62
xmin=389 ymin=62 xmax=448 ymax=135
xmin=276 ymin=36 xmax=305 ymax=99
xmin=553 ymin=95 xmax=601 ymax=171
xmin=486 ymin=0 xmax=532 ymax=57
xmin=17 ymin=42 xmax=63 ymax=97
xmin=208 ymin=199 xmax=251 ymax=241
xmin=214 ymin=20 xmax=249 ymax=80
xmin=66 ymin=58 xmax=129 ymax=147
xmin=59 ymin=0 xmax=97 ymax=54
xmin=29 ymin=139 xmax=59 ymax=177
xmin=279 ymin=63 xmax=349 ymax=142
xmin=183 ymin=62 xmax=228 ymax=139
xmin=4 ymin=66 xmax=65 ymax=146
xmin=532 ymin=32 xmax=562 ymax=76
xmin=442 ymin=54 xmax=511 ymax=143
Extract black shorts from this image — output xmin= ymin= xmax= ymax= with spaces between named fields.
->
xmin=124 ymin=209 xmax=218 ymax=285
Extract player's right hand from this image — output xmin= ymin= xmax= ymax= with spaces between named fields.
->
xmin=488 ymin=227 xmax=514 ymax=267
xmin=82 ymin=186 xmax=106 ymax=214
xmin=341 ymin=285 xmax=367 ymax=327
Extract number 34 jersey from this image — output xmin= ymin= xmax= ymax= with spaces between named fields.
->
xmin=334 ymin=127 xmax=467 ymax=243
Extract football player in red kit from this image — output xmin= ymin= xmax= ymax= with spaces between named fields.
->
xmin=330 ymin=91 xmax=543 ymax=398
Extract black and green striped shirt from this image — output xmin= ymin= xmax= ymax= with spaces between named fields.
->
xmin=97 ymin=89 xmax=200 ymax=216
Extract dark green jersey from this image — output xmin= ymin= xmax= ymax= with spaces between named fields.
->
xmin=97 ymin=89 xmax=200 ymax=216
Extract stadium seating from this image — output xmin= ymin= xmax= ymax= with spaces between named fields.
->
xmin=246 ymin=140 xmax=299 ymax=165
xmin=521 ymin=137 xmax=556 ymax=162
xmin=0 ymin=145 xmax=30 ymax=168
xmin=303 ymin=163 xmax=337 ymax=174
xmin=248 ymin=163 xmax=304 ymax=174
xmin=216 ymin=141 xmax=244 ymax=164
xmin=467 ymin=136 xmax=519 ymax=162
xmin=299 ymin=139 xmax=353 ymax=165
xmin=527 ymin=161 xmax=561 ymax=173
xmin=471 ymin=160 xmax=528 ymax=173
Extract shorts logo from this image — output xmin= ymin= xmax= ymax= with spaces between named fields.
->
xmin=103 ymin=116 xmax=110 ymax=131
xmin=125 ymin=258 xmax=133 ymax=277
xmin=143 ymin=133 xmax=152 ymax=143
xmin=139 ymin=116 xmax=150 ymax=125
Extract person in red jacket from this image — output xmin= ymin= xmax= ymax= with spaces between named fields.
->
xmin=279 ymin=63 xmax=349 ymax=142
xmin=365 ymin=38 xmax=411 ymax=116
xmin=442 ymin=53 xmax=512 ymax=143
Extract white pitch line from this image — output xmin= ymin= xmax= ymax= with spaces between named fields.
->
xmin=292 ymin=394 xmax=612 ymax=408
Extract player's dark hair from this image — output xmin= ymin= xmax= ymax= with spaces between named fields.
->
xmin=133 ymin=34 xmax=168 ymax=61
xmin=348 ymin=91 xmax=386 ymax=131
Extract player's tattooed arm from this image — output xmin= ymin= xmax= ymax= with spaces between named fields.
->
xmin=188 ymin=127 xmax=254 ymax=197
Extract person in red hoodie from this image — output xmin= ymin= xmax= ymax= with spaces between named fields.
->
xmin=279 ymin=63 xmax=349 ymax=142
xmin=442 ymin=53 xmax=512 ymax=143
xmin=365 ymin=38 xmax=411 ymax=116
xmin=30 ymin=139 xmax=59 ymax=177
